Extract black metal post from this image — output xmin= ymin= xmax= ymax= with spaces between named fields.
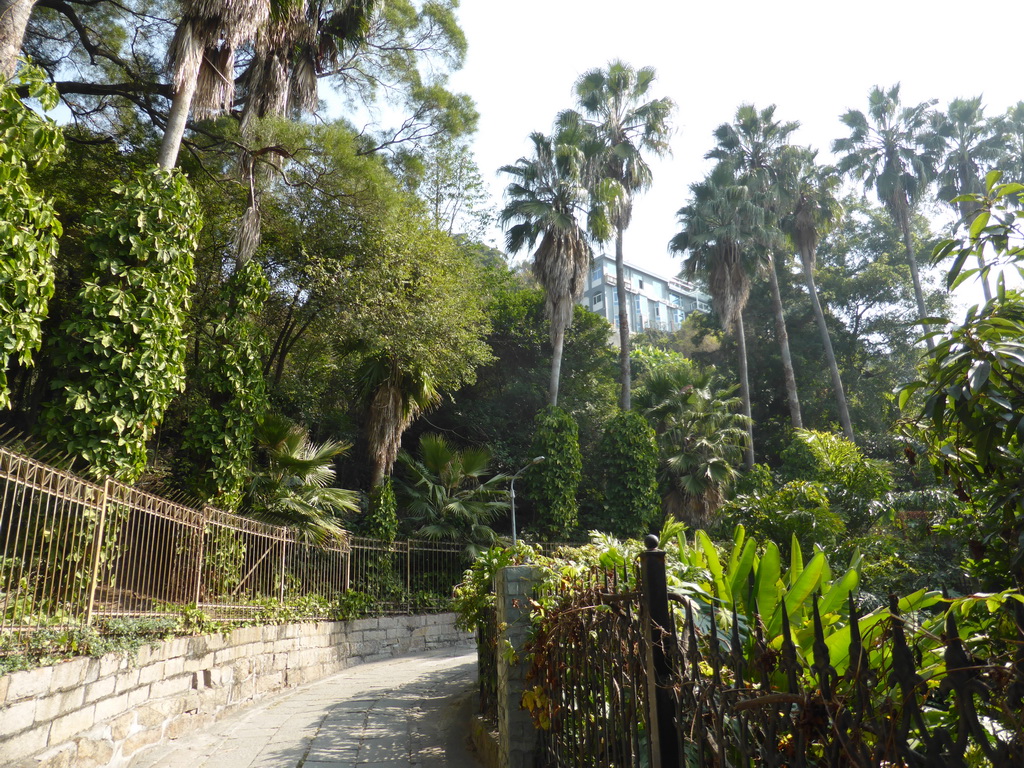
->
xmin=640 ymin=534 xmax=679 ymax=768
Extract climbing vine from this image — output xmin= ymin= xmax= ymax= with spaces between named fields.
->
xmin=180 ymin=260 xmax=269 ymax=508
xmin=593 ymin=410 xmax=660 ymax=538
xmin=0 ymin=64 xmax=64 ymax=409
xmin=525 ymin=405 xmax=582 ymax=539
xmin=41 ymin=167 xmax=201 ymax=481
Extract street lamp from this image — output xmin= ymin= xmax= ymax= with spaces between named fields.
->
xmin=510 ymin=456 xmax=545 ymax=545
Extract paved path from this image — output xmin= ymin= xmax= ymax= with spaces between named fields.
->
xmin=130 ymin=648 xmax=483 ymax=768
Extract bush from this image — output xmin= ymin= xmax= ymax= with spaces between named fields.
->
xmin=590 ymin=411 xmax=660 ymax=538
xmin=525 ymin=406 xmax=582 ymax=539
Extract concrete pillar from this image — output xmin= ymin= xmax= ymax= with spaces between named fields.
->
xmin=496 ymin=565 xmax=542 ymax=768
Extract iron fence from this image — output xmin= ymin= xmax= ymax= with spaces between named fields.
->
xmin=0 ymin=445 xmax=467 ymax=651
xmin=525 ymin=539 xmax=1024 ymax=767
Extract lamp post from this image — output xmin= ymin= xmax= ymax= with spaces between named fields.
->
xmin=510 ymin=456 xmax=545 ymax=545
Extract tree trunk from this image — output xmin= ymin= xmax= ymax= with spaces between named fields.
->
xmin=900 ymin=216 xmax=936 ymax=352
xmin=735 ymin=311 xmax=755 ymax=470
xmin=549 ymin=324 xmax=564 ymax=407
xmin=0 ymin=0 xmax=33 ymax=78
xmin=766 ymin=252 xmax=802 ymax=429
xmin=157 ymin=72 xmax=197 ymax=169
xmin=799 ymin=248 xmax=855 ymax=440
xmin=614 ymin=227 xmax=631 ymax=411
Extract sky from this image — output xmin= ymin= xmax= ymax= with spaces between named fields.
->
xmin=447 ymin=0 xmax=1024 ymax=305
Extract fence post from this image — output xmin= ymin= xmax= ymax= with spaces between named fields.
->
xmin=278 ymin=536 xmax=288 ymax=602
xmin=84 ymin=478 xmax=112 ymax=626
xmin=496 ymin=565 xmax=542 ymax=768
xmin=640 ymin=534 xmax=679 ymax=768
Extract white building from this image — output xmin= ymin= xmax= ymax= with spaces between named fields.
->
xmin=581 ymin=254 xmax=711 ymax=334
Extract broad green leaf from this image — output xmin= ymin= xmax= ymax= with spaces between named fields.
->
xmin=819 ymin=566 xmax=859 ymax=617
xmin=789 ymin=534 xmax=803 ymax=587
xmin=696 ymin=530 xmax=727 ymax=602
xmin=728 ymin=538 xmax=757 ymax=610
xmin=754 ymin=541 xmax=782 ymax=620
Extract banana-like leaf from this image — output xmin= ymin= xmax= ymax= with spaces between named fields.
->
xmin=754 ymin=541 xmax=782 ymax=621
xmin=819 ymin=566 xmax=859 ymax=617
xmin=728 ymin=537 xmax=757 ymax=611
xmin=697 ymin=529 xmax=728 ymax=602
xmin=789 ymin=534 xmax=803 ymax=587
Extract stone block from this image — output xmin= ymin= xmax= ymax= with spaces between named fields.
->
xmin=75 ymin=738 xmax=114 ymax=768
xmin=34 ymin=743 xmax=76 ymax=768
xmin=0 ymin=674 xmax=9 ymax=704
xmin=6 ymin=667 xmax=53 ymax=702
xmin=48 ymin=704 xmax=96 ymax=745
xmin=97 ymin=654 xmax=127 ymax=678
xmin=0 ymin=723 xmax=49 ymax=764
xmin=150 ymin=675 xmax=192 ymax=700
xmin=34 ymin=687 xmax=85 ymax=723
xmin=84 ymin=675 xmax=116 ymax=704
xmin=127 ymin=685 xmax=151 ymax=708
xmin=49 ymin=658 xmax=92 ymax=692
xmin=93 ymin=696 xmax=132 ymax=729
xmin=109 ymin=712 xmax=135 ymax=741
xmin=163 ymin=656 xmax=185 ymax=677
xmin=180 ymin=692 xmax=200 ymax=714
xmin=137 ymin=659 xmax=164 ymax=686
xmin=2 ymin=697 xmax=38 ymax=733
xmin=114 ymin=667 xmax=141 ymax=695
xmin=121 ymin=726 xmax=161 ymax=756
xmin=135 ymin=704 xmax=167 ymax=728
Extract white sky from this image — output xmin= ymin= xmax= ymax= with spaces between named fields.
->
xmin=448 ymin=0 xmax=1024 ymax=304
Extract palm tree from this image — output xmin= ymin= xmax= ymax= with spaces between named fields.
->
xmin=396 ymin=433 xmax=508 ymax=557
xmin=669 ymin=164 xmax=761 ymax=469
xmin=929 ymin=97 xmax=1004 ymax=301
xmin=633 ymin=359 xmax=748 ymax=529
xmin=245 ymin=414 xmax=359 ymax=544
xmin=996 ymin=102 xmax=1024 ymax=184
xmin=832 ymin=84 xmax=939 ymax=350
xmin=357 ymin=354 xmax=440 ymax=488
xmin=780 ymin=149 xmax=855 ymax=439
xmin=707 ymin=104 xmax=803 ymax=430
xmin=567 ymin=60 xmax=674 ymax=411
xmin=158 ymin=0 xmax=271 ymax=169
xmin=499 ymin=131 xmax=605 ymax=407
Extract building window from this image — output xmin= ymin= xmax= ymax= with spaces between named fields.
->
xmin=638 ymin=278 xmax=644 ymax=290
xmin=592 ymin=294 xmax=603 ymax=306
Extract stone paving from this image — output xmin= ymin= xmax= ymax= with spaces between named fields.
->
xmin=128 ymin=648 xmax=482 ymax=768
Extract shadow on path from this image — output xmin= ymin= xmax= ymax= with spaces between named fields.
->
xmin=130 ymin=647 xmax=482 ymax=768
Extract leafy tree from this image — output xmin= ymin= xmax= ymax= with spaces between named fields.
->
xmin=499 ymin=131 xmax=604 ymax=407
xmin=245 ymin=414 xmax=359 ymax=544
xmin=566 ymin=60 xmax=674 ymax=410
xmin=40 ymin=167 xmax=200 ymax=482
xmin=524 ymin=405 xmax=582 ymax=539
xmin=396 ymin=433 xmax=508 ymax=556
xmin=906 ymin=172 xmax=1024 ymax=588
xmin=633 ymin=353 xmax=748 ymax=528
xmin=0 ymin=65 xmax=63 ymax=410
xmin=833 ymin=84 xmax=940 ymax=349
xmin=779 ymin=429 xmax=893 ymax=536
xmin=590 ymin=410 xmax=660 ymax=538
xmin=670 ymin=164 xmax=763 ymax=468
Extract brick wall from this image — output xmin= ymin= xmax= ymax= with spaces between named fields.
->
xmin=0 ymin=614 xmax=472 ymax=768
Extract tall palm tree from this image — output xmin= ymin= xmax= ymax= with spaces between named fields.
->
xmin=634 ymin=359 xmax=748 ymax=528
xmin=158 ymin=0 xmax=272 ymax=169
xmin=396 ymin=433 xmax=508 ymax=557
xmin=996 ymin=102 xmax=1024 ymax=184
xmin=780 ymin=149 xmax=855 ymax=440
xmin=357 ymin=354 xmax=441 ymax=488
xmin=832 ymin=84 xmax=939 ymax=350
xmin=567 ymin=60 xmax=674 ymax=411
xmin=669 ymin=164 xmax=762 ymax=469
xmin=499 ymin=131 xmax=607 ymax=407
xmin=707 ymin=104 xmax=803 ymax=430
xmin=929 ymin=97 xmax=1004 ymax=301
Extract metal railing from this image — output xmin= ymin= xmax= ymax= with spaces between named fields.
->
xmin=0 ymin=445 xmax=467 ymax=649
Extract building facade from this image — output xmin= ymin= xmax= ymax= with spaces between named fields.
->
xmin=580 ymin=254 xmax=711 ymax=334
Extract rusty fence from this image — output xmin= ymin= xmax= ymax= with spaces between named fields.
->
xmin=525 ymin=539 xmax=1024 ymax=767
xmin=0 ymin=446 xmax=467 ymax=650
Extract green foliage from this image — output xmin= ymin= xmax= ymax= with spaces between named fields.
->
xmin=779 ymin=429 xmax=894 ymax=534
xmin=525 ymin=406 xmax=582 ymax=539
xmin=0 ymin=64 xmax=64 ymax=409
xmin=396 ymin=433 xmax=508 ymax=556
xmin=244 ymin=415 xmax=360 ymax=544
xmin=180 ymin=260 xmax=270 ymax=508
xmin=40 ymin=167 xmax=200 ymax=481
xmin=364 ymin=476 xmax=399 ymax=542
xmin=904 ymin=171 xmax=1024 ymax=587
xmin=591 ymin=411 xmax=660 ymax=538
xmin=451 ymin=542 xmax=541 ymax=632
xmin=718 ymin=479 xmax=846 ymax=557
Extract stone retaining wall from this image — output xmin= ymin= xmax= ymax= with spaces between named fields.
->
xmin=0 ymin=614 xmax=472 ymax=768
